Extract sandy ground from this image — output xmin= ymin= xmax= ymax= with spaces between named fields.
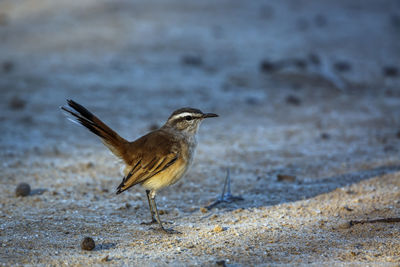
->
xmin=1 ymin=0 xmax=400 ymax=266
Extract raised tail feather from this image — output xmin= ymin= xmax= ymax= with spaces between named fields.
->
xmin=61 ymin=99 xmax=131 ymax=163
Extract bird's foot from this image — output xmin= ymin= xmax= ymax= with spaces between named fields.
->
xmin=140 ymin=219 xmax=158 ymax=225
xmin=159 ymin=227 xmax=182 ymax=234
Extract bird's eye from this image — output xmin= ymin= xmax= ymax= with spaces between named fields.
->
xmin=185 ymin=116 xmax=193 ymax=121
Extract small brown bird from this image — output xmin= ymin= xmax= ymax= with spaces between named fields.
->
xmin=61 ymin=100 xmax=218 ymax=233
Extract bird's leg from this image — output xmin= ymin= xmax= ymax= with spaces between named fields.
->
xmin=149 ymin=191 xmax=181 ymax=234
xmin=140 ymin=190 xmax=157 ymax=225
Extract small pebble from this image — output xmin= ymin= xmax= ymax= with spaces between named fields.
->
xmin=333 ymin=61 xmax=351 ymax=72
xmin=308 ymin=53 xmax=320 ymax=66
xmin=277 ymin=174 xmax=296 ymax=182
xmin=259 ymin=60 xmax=280 ymax=73
xmin=3 ymin=61 xmax=13 ymax=72
xmin=101 ymin=255 xmax=110 ymax=262
xmin=321 ymin=133 xmax=330 ymax=140
xmin=86 ymin=162 xmax=94 ymax=168
xmin=213 ymin=225 xmax=224 ymax=233
xmin=9 ymin=96 xmax=26 ymax=110
xmin=396 ymin=130 xmax=400 ymax=139
xmin=292 ymin=58 xmax=307 ymax=70
xmin=383 ymin=66 xmax=398 ymax=77
xmin=81 ymin=237 xmax=95 ymax=251
xmin=337 ymin=221 xmax=351 ymax=229
xmin=314 ymin=14 xmax=327 ymax=27
xmin=15 ymin=183 xmax=31 ymax=197
xmin=181 ymin=55 xmax=203 ymax=66
xmin=200 ymin=207 xmax=208 ymax=213
xmin=285 ymin=95 xmax=301 ymax=106
xmin=216 ymin=260 xmax=227 ymax=267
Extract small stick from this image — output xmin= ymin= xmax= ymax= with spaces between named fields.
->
xmin=206 ymin=169 xmax=244 ymax=210
xmin=350 ymin=217 xmax=400 ymax=226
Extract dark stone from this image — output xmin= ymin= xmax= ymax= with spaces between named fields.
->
xmin=333 ymin=61 xmax=352 ymax=72
xmin=383 ymin=66 xmax=398 ymax=77
xmin=9 ymin=96 xmax=26 ymax=110
xmin=181 ymin=55 xmax=203 ymax=66
xmin=308 ymin=53 xmax=320 ymax=66
xmin=285 ymin=95 xmax=301 ymax=106
xmin=293 ymin=58 xmax=307 ymax=70
xmin=260 ymin=60 xmax=280 ymax=73
xmin=314 ymin=14 xmax=327 ymax=27
xmin=277 ymin=174 xmax=296 ymax=182
xmin=216 ymin=260 xmax=227 ymax=267
xmin=3 ymin=61 xmax=13 ymax=73
xmin=15 ymin=183 xmax=31 ymax=197
xmin=81 ymin=237 xmax=95 ymax=251
xmin=321 ymin=133 xmax=331 ymax=140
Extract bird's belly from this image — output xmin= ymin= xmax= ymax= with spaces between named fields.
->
xmin=141 ymin=158 xmax=188 ymax=191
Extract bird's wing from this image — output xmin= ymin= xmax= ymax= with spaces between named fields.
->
xmin=116 ymin=131 xmax=179 ymax=194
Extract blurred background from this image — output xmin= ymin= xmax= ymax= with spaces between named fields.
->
xmin=1 ymin=0 xmax=399 ymax=151
xmin=1 ymin=0 xmax=400 ymax=264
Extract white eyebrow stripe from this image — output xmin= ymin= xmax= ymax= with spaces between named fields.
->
xmin=171 ymin=112 xmax=198 ymax=120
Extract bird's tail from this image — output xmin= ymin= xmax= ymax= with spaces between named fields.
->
xmin=61 ymin=99 xmax=131 ymax=163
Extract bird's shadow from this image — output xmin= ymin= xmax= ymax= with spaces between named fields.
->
xmin=205 ymin=164 xmax=400 ymax=210
xmin=30 ymin=188 xmax=47 ymax=196
xmin=95 ymin=242 xmax=116 ymax=251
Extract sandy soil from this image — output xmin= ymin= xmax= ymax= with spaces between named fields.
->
xmin=1 ymin=0 xmax=400 ymax=266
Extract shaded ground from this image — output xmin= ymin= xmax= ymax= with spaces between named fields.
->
xmin=1 ymin=0 xmax=400 ymax=265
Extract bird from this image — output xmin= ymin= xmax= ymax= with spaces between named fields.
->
xmin=61 ymin=100 xmax=218 ymax=233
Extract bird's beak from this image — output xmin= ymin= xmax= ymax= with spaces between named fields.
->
xmin=203 ymin=113 xmax=218 ymax=118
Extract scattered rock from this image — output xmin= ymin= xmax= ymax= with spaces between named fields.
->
xmin=200 ymin=207 xmax=208 ymax=213
xmin=213 ymin=225 xmax=224 ymax=233
xmin=81 ymin=237 xmax=95 ymax=251
xmin=296 ymin=18 xmax=309 ymax=31
xmin=9 ymin=96 xmax=26 ymax=110
xmin=259 ymin=5 xmax=274 ymax=20
xmin=333 ymin=61 xmax=352 ymax=72
xmin=181 ymin=55 xmax=203 ymax=66
xmin=245 ymin=97 xmax=260 ymax=105
xmin=337 ymin=221 xmax=352 ymax=229
xmin=308 ymin=53 xmax=320 ymax=66
xmin=15 ymin=183 xmax=31 ymax=197
xmin=320 ymin=133 xmax=330 ymax=140
xmin=259 ymin=59 xmax=280 ymax=73
xmin=85 ymin=162 xmax=94 ymax=169
xmin=3 ymin=61 xmax=14 ymax=73
xmin=390 ymin=14 xmax=400 ymax=29
xmin=292 ymin=58 xmax=307 ymax=70
xmin=125 ymin=203 xmax=131 ymax=209
xmin=343 ymin=206 xmax=353 ymax=212
xmin=101 ymin=255 xmax=110 ymax=262
xmin=277 ymin=174 xmax=296 ymax=182
xmin=285 ymin=95 xmax=301 ymax=106
xmin=158 ymin=209 xmax=167 ymax=215
xmin=314 ymin=14 xmax=327 ymax=27
xmin=216 ymin=260 xmax=227 ymax=267
xmin=383 ymin=66 xmax=398 ymax=77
